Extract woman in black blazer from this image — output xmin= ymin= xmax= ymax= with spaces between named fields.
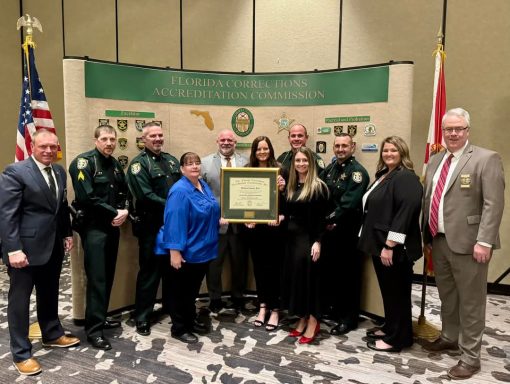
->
xmin=358 ymin=136 xmax=423 ymax=352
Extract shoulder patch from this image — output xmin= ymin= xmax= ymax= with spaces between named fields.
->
xmin=317 ymin=159 xmax=325 ymax=169
xmin=77 ymin=158 xmax=88 ymax=169
xmin=131 ymin=162 xmax=142 ymax=175
xmin=352 ymin=171 xmax=363 ymax=183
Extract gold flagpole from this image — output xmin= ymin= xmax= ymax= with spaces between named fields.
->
xmin=17 ymin=14 xmax=44 ymax=341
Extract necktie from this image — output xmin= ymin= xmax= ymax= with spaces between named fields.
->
xmin=225 ymin=157 xmax=232 ymax=167
xmin=429 ymin=154 xmax=453 ymax=237
xmin=44 ymin=166 xmax=57 ymax=200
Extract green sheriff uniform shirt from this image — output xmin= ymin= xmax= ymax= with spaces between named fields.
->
xmin=127 ymin=149 xmax=180 ymax=227
xmin=69 ymin=148 xmax=129 ymax=225
xmin=277 ymin=149 xmax=325 ymax=173
xmin=319 ymin=156 xmax=369 ymax=230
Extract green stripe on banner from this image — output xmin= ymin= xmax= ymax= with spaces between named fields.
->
xmin=85 ymin=62 xmax=389 ymax=106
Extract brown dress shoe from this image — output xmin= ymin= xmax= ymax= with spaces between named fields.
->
xmin=13 ymin=358 xmax=42 ymax=376
xmin=447 ymin=361 xmax=480 ymax=380
xmin=422 ymin=337 xmax=458 ymax=352
xmin=42 ymin=334 xmax=80 ymax=348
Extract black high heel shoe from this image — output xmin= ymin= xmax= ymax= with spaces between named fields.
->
xmin=253 ymin=304 xmax=267 ymax=327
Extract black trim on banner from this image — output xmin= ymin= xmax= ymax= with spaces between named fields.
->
xmin=63 ymin=55 xmax=413 ymax=75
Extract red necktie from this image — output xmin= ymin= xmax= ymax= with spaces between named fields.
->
xmin=429 ymin=154 xmax=453 ymax=237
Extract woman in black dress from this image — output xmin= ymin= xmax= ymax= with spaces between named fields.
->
xmin=245 ymin=136 xmax=286 ymax=331
xmin=281 ymin=147 xmax=329 ymax=344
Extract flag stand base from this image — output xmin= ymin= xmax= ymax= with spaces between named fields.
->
xmin=29 ymin=322 xmax=42 ymax=340
xmin=413 ymin=315 xmax=440 ymax=340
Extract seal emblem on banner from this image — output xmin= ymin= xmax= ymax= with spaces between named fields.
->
xmin=231 ymin=108 xmax=254 ymax=137
xmin=135 ymin=120 xmax=145 ymax=132
xmin=117 ymin=155 xmax=129 ymax=169
xmin=118 ymin=137 xmax=128 ymax=150
xmin=98 ymin=118 xmax=109 ymax=126
xmin=117 ymin=120 xmax=128 ymax=132
xmin=273 ymin=112 xmax=295 ymax=133
xmin=136 ymin=137 xmax=145 ymax=150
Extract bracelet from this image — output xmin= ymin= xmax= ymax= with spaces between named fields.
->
xmin=383 ymin=243 xmax=396 ymax=250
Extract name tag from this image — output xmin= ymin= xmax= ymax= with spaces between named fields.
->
xmin=460 ymin=174 xmax=471 ymax=188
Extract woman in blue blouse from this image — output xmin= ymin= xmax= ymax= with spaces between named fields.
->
xmin=155 ymin=152 xmax=220 ymax=344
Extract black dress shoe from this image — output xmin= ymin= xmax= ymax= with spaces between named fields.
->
xmin=171 ymin=332 xmax=198 ymax=344
xmin=366 ymin=340 xmax=401 ymax=353
xmin=87 ymin=336 xmax=112 ymax=350
xmin=192 ymin=320 xmax=208 ymax=335
xmin=136 ymin=321 xmax=151 ymax=336
xmin=330 ymin=323 xmax=353 ymax=336
xmin=209 ymin=299 xmax=224 ymax=314
xmin=104 ymin=320 xmax=121 ymax=329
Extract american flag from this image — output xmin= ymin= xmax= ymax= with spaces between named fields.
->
xmin=16 ymin=43 xmax=61 ymax=161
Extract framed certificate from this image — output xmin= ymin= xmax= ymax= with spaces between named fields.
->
xmin=220 ymin=167 xmax=279 ymax=223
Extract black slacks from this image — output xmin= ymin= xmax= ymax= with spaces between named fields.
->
xmin=81 ymin=224 xmax=119 ymax=338
xmin=166 ymin=261 xmax=209 ymax=336
xmin=321 ymin=228 xmax=361 ymax=327
xmin=372 ymin=253 xmax=414 ymax=349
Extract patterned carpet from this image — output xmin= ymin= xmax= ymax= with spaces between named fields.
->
xmin=1 ymin=259 xmax=509 ymax=383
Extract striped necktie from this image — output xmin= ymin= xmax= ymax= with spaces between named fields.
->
xmin=429 ymin=154 xmax=453 ymax=237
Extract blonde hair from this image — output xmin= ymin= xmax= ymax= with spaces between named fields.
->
xmin=287 ymin=147 xmax=328 ymax=202
xmin=376 ymin=136 xmax=414 ymax=174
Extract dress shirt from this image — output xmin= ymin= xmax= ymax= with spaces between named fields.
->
xmin=32 ymin=156 xmax=59 ymax=197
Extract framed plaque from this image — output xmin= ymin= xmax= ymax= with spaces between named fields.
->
xmin=220 ymin=167 xmax=279 ymax=223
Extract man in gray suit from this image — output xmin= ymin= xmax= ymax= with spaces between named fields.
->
xmin=0 ymin=130 xmax=79 ymax=376
xmin=201 ymin=129 xmax=249 ymax=313
xmin=423 ymin=108 xmax=505 ymax=380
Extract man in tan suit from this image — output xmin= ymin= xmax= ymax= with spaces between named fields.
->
xmin=422 ymin=108 xmax=505 ymax=380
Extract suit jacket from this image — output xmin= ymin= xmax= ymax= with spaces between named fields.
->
xmin=0 ymin=157 xmax=72 ymax=266
xmin=423 ymin=144 xmax=505 ymax=253
xmin=358 ymin=167 xmax=423 ymax=261
xmin=200 ymin=152 xmax=249 ymax=202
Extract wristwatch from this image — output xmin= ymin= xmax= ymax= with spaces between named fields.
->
xmin=383 ymin=243 xmax=396 ymax=250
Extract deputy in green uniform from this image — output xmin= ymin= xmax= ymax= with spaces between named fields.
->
xmin=69 ymin=125 xmax=129 ymax=351
xmin=127 ymin=122 xmax=180 ymax=336
xmin=319 ymin=133 xmax=369 ymax=336
xmin=277 ymin=123 xmax=325 ymax=172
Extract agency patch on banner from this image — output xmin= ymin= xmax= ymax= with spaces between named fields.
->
xmin=231 ymin=108 xmax=254 ymax=137
xmin=118 ymin=155 xmax=129 ymax=169
xmin=136 ymin=137 xmax=145 ymax=150
xmin=118 ymin=137 xmax=128 ymax=150
xmin=273 ymin=112 xmax=295 ymax=133
xmin=334 ymin=125 xmax=344 ymax=136
xmin=347 ymin=125 xmax=357 ymax=137
xmin=99 ymin=118 xmax=109 ymax=126
xmin=135 ymin=120 xmax=145 ymax=132
xmin=117 ymin=120 xmax=128 ymax=131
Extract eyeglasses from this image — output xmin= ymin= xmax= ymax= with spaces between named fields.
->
xmin=184 ymin=161 xmax=201 ymax=167
xmin=443 ymin=127 xmax=468 ymax=134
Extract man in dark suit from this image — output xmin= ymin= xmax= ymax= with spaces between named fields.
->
xmin=201 ymin=129 xmax=249 ymax=313
xmin=0 ymin=129 xmax=79 ymax=376
xmin=423 ymin=108 xmax=505 ymax=380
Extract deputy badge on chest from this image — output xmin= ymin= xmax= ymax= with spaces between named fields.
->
xmin=352 ymin=171 xmax=363 ymax=183
xmin=460 ymin=174 xmax=471 ymax=188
